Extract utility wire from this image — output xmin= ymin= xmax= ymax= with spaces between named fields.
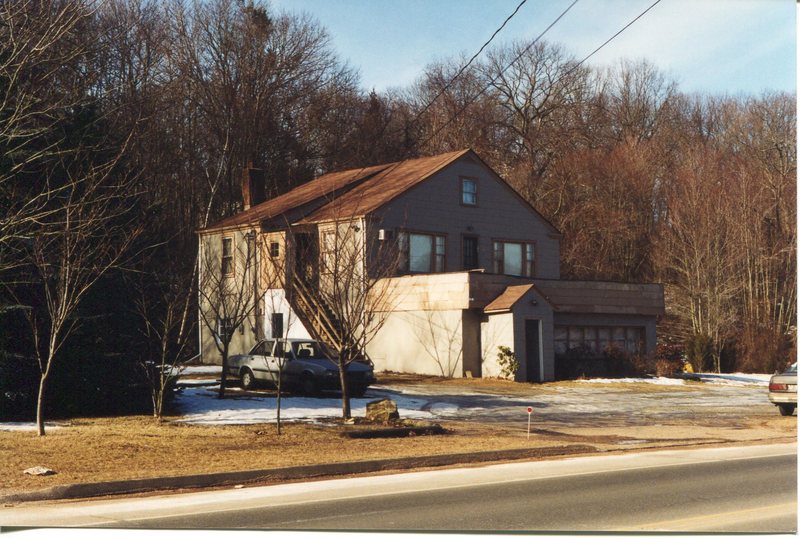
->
xmin=570 ymin=0 xmax=662 ymax=75
xmin=415 ymin=0 xmax=662 ymax=151
xmin=330 ymin=0 xmax=542 ymax=183
xmin=409 ymin=0 xmax=530 ymax=130
xmin=413 ymin=0 xmax=579 ymax=151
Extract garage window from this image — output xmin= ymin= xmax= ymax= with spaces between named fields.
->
xmin=554 ymin=325 xmax=644 ymax=356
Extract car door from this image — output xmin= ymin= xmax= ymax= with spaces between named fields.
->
xmin=266 ymin=340 xmax=290 ymax=384
xmin=248 ymin=341 xmax=271 ymax=381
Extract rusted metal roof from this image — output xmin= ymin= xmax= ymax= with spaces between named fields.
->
xmin=296 ymin=149 xmax=471 ymax=224
xmin=483 ymin=284 xmax=536 ymax=313
xmin=202 ymin=150 xmax=472 ymax=232
xmin=200 ymin=163 xmax=390 ymax=232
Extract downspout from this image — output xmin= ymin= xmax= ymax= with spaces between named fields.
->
xmin=361 ymin=217 xmax=368 ymax=353
xmin=197 ymin=235 xmax=204 ymax=364
xmin=251 ymin=229 xmax=261 ymax=340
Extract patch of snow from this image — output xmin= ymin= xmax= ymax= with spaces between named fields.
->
xmin=176 ymin=379 xmax=218 ymax=387
xmin=181 ymin=365 xmax=222 ymax=375
xmin=173 ymin=387 xmax=434 ymax=425
xmin=0 ymin=422 xmax=62 ymax=432
xmin=575 ymin=377 xmax=686 ymax=386
xmin=427 ymin=403 xmax=460 ymax=414
xmin=691 ymin=372 xmax=770 ymax=386
xmin=572 ymin=373 xmax=771 ymax=387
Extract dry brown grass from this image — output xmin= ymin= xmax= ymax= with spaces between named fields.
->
xmin=0 ymin=416 xmax=559 ymax=495
xmin=1 ymin=375 xmax=794 ymax=497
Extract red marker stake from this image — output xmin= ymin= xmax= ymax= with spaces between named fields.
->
xmin=527 ymin=406 xmax=533 ymax=439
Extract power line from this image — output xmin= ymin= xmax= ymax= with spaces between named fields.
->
xmin=410 ymin=0 xmax=530 ymax=129
xmin=569 ymin=0 xmax=662 ymax=75
xmin=413 ymin=0 xmax=579 ymax=151
xmin=335 ymin=0 xmax=542 ymax=181
xmin=415 ymin=0 xmax=662 ymax=151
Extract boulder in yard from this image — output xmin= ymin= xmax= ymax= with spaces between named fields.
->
xmin=23 ymin=466 xmax=56 ymax=476
xmin=365 ymin=398 xmax=399 ymax=422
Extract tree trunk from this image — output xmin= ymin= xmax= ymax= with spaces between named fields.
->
xmin=36 ymin=374 xmax=48 ymax=437
xmin=276 ymin=369 xmax=282 ymax=435
xmin=218 ymin=350 xmax=228 ymax=399
xmin=339 ymin=361 xmax=351 ymax=419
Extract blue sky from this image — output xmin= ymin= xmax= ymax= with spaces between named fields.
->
xmin=269 ymin=0 xmax=796 ymax=96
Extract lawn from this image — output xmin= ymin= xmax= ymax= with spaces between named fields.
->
xmin=0 ymin=373 xmax=794 ymax=497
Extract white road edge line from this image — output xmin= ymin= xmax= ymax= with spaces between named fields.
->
xmin=73 ymin=444 xmax=798 ymax=526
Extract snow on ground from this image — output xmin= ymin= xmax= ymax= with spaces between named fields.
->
xmin=0 ymin=372 xmax=773 ymax=431
xmin=173 ymin=386 xmax=434 ymax=425
xmin=575 ymin=377 xmax=686 ymax=386
xmin=690 ymin=373 xmax=770 ymax=386
xmin=575 ymin=373 xmax=770 ymax=387
xmin=0 ymin=423 xmax=62 ymax=432
xmin=181 ymin=365 xmax=221 ymax=375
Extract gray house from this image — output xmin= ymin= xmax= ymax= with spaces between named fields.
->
xmin=199 ymin=149 xmax=664 ymax=381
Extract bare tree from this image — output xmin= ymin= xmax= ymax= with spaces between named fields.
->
xmin=8 ymin=141 xmax=141 ymax=435
xmin=281 ymin=209 xmax=398 ymax=419
xmin=659 ymin=147 xmax=741 ymax=372
xmin=129 ymin=236 xmax=197 ymax=422
xmin=0 ymin=0 xmax=96 ymax=271
xmin=412 ymin=299 xmax=462 ymax=378
xmin=197 ymin=230 xmax=258 ymax=399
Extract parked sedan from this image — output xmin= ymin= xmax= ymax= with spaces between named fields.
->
xmin=768 ymin=362 xmax=797 ymax=416
xmin=227 ymin=339 xmax=375 ymax=397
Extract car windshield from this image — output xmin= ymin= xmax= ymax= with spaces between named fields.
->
xmin=785 ymin=363 xmax=797 ymax=374
xmin=291 ymin=341 xmax=337 ymax=360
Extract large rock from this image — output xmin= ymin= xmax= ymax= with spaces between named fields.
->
xmin=365 ymin=398 xmax=399 ymax=422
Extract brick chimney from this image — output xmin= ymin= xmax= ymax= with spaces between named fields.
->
xmin=242 ymin=163 xmax=266 ymax=210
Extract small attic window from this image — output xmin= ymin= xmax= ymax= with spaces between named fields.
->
xmin=461 ymin=178 xmax=477 ymax=206
xmin=269 ymin=241 xmax=280 ymax=257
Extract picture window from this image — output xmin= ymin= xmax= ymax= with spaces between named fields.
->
xmin=398 ymin=231 xmax=446 ymax=273
xmin=492 ymin=240 xmax=534 ymax=277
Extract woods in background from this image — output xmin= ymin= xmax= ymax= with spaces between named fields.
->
xmin=0 ymin=0 xmax=794 ymax=424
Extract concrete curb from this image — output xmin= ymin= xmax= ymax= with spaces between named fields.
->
xmin=0 ymin=444 xmax=597 ymax=504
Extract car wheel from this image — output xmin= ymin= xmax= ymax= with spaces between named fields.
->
xmin=778 ymin=404 xmax=795 ymax=416
xmin=301 ymin=375 xmax=318 ymax=396
xmin=240 ymin=369 xmax=255 ymax=390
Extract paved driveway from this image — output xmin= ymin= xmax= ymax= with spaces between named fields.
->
xmin=366 ymin=377 xmax=794 ymax=447
xmin=370 ymin=381 xmax=772 ymax=427
xmin=176 ymin=368 xmax=794 ymax=447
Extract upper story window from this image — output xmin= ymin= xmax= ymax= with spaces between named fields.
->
xmin=493 ymin=240 xmax=534 ymax=277
xmin=398 ymin=231 xmax=445 ymax=273
xmin=221 ymin=237 xmax=233 ymax=276
xmin=461 ymin=178 xmax=478 ymax=206
xmin=320 ymin=230 xmax=336 ymax=274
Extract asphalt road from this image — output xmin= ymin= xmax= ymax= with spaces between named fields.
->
xmin=2 ymin=444 xmax=795 ymax=532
